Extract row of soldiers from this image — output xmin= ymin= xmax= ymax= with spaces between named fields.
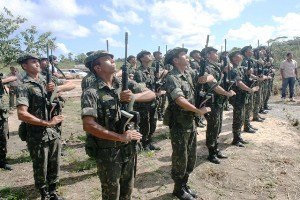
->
xmin=0 ymin=43 xmax=274 ymax=200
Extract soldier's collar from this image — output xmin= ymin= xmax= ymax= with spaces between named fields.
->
xmin=23 ymin=73 xmax=46 ymax=84
xmin=97 ymin=76 xmax=120 ymax=90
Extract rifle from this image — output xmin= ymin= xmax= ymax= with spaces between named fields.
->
xmin=120 ymin=32 xmax=140 ymax=177
xmin=106 ymin=39 xmax=109 ymax=52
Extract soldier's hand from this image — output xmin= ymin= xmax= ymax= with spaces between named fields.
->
xmin=46 ymin=82 xmax=55 ymax=92
xmin=227 ymin=90 xmax=236 ymax=97
xmin=198 ymin=75 xmax=207 ymax=84
xmin=197 ymin=107 xmax=211 ymax=115
xmin=251 ymin=86 xmax=259 ymax=92
xmin=120 ymin=90 xmax=133 ymax=102
xmin=48 ymin=115 xmax=65 ymax=127
xmin=156 ymin=90 xmax=166 ymax=97
xmin=122 ymin=130 xmax=142 ymax=143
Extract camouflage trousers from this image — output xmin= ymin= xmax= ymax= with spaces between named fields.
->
xmin=135 ymin=105 xmax=157 ymax=145
xmin=27 ymin=138 xmax=61 ymax=189
xmin=244 ymin=93 xmax=253 ymax=127
xmin=157 ymin=94 xmax=167 ymax=118
xmin=96 ymin=154 xmax=134 ymax=200
xmin=0 ymin=119 xmax=9 ymax=162
xmin=253 ymin=82 xmax=262 ymax=119
xmin=232 ymin=100 xmax=245 ymax=139
xmin=263 ymin=79 xmax=272 ymax=108
xmin=170 ymin=126 xmax=197 ymax=182
xmin=9 ymin=89 xmax=16 ymax=109
xmin=205 ymin=104 xmax=223 ymax=151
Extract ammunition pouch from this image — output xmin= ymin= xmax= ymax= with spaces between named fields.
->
xmin=18 ymin=122 xmax=27 ymax=141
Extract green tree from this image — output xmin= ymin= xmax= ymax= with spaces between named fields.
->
xmin=0 ymin=7 xmax=26 ymax=67
xmin=74 ymin=53 xmax=87 ymax=64
xmin=67 ymin=52 xmax=73 ymax=61
xmin=20 ymin=25 xmax=56 ymax=56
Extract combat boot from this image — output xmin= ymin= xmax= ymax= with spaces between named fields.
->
xmin=259 ymin=109 xmax=268 ymax=114
xmin=243 ymin=125 xmax=256 ymax=133
xmin=249 ymin=124 xmax=258 ymax=130
xmin=252 ymin=117 xmax=263 ymax=122
xmin=173 ymin=181 xmax=195 ymax=200
xmin=142 ymin=141 xmax=151 ymax=151
xmin=264 ymin=105 xmax=271 ymax=110
xmin=182 ymin=176 xmax=198 ymax=198
xmin=216 ymin=150 xmax=228 ymax=159
xmin=0 ymin=161 xmax=12 ymax=171
xmin=231 ymin=137 xmax=245 ymax=147
xmin=39 ymin=187 xmax=49 ymax=200
xmin=49 ymin=184 xmax=64 ymax=200
xmin=207 ymin=149 xmax=220 ymax=164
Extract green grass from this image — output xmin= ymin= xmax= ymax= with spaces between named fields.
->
xmin=0 ymin=187 xmax=26 ymax=200
xmin=77 ymin=135 xmax=86 ymax=142
xmin=7 ymin=152 xmax=31 ymax=164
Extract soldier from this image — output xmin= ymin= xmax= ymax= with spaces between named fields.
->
xmin=164 ymin=47 xmax=212 ymax=200
xmin=152 ymin=51 xmax=167 ymax=121
xmin=81 ymin=50 xmax=156 ymax=200
xmin=7 ymin=66 xmax=22 ymax=110
xmin=228 ymin=51 xmax=259 ymax=147
xmin=262 ymin=48 xmax=275 ymax=110
xmin=189 ymin=50 xmax=206 ymax=128
xmin=134 ymin=50 xmax=164 ymax=151
xmin=16 ymin=53 xmax=74 ymax=200
xmin=127 ymin=55 xmax=138 ymax=80
xmin=0 ymin=74 xmax=17 ymax=170
xmin=200 ymin=47 xmax=236 ymax=164
xmin=240 ymin=46 xmax=260 ymax=133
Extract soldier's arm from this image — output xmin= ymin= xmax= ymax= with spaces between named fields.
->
xmin=236 ymin=80 xmax=258 ymax=93
xmin=2 ymin=76 xmax=17 ymax=84
xmin=17 ymin=105 xmax=64 ymax=127
xmin=57 ymin=80 xmax=76 ymax=92
xmin=175 ymin=97 xmax=210 ymax=115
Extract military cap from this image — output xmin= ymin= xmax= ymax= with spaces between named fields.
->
xmin=240 ymin=45 xmax=252 ymax=56
xmin=228 ymin=51 xmax=241 ymax=61
xmin=127 ymin=55 xmax=135 ymax=62
xmin=17 ymin=53 xmax=40 ymax=64
xmin=164 ymin=47 xmax=188 ymax=65
xmin=200 ymin=47 xmax=218 ymax=57
xmin=84 ymin=50 xmax=114 ymax=69
xmin=137 ymin=50 xmax=151 ymax=62
xmin=49 ymin=55 xmax=57 ymax=62
xmin=153 ymin=51 xmax=162 ymax=56
xmin=86 ymin=51 xmax=95 ymax=56
xmin=189 ymin=50 xmax=201 ymax=57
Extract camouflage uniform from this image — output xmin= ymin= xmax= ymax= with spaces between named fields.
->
xmin=229 ymin=65 xmax=247 ymax=140
xmin=203 ymin=62 xmax=225 ymax=157
xmin=16 ymin=74 xmax=64 ymax=190
xmin=81 ymin=74 xmax=146 ymax=200
xmin=252 ymin=61 xmax=264 ymax=119
xmin=133 ymin=65 xmax=157 ymax=149
xmin=164 ymin=66 xmax=197 ymax=188
xmin=0 ymin=86 xmax=9 ymax=168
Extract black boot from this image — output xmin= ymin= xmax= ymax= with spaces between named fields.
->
xmin=207 ymin=149 xmax=220 ymax=164
xmin=182 ymin=176 xmax=198 ymax=198
xmin=231 ymin=137 xmax=245 ymax=147
xmin=252 ymin=117 xmax=264 ymax=122
xmin=0 ymin=160 xmax=12 ymax=171
xmin=243 ymin=125 xmax=256 ymax=133
xmin=40 ymin=187 xmax=49 ymax=200
xmin=173 ymin=181 xmax=195 ymax=200
xmin=149 ymin=143 xmax=161 ymax=151
xmin=142 ymin=141 xmax=151 ymax=151
xmin=249 ymin=124 xmax=258 ymax=130
xmin=264 ymin=105 xmax=271 ymax=110
xmin=216 ymin=150 xmax=228 ymax=159
xmin=259 ymin=109 xmax=268 ymax=114
xmin=49 ymin=184 xmax=64 ymax=200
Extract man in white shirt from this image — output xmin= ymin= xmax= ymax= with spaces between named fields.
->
xmin=280 ymin=52 xmax=298 ymax=101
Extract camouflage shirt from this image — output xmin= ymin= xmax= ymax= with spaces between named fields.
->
xmin=16 ymin=74 xmax=63 ymax=143
xmin=81 ymin=74 xmax=146 ymax=148
xmin=134 ymin=65 xmax=156 ymax=91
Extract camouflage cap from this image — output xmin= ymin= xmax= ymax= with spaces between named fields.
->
xmin=164 ymin=47 xmax=188 ymax=66
xmin=86 ymin=51 xmax=95 ymax=56
xmin=153 ymin=51 xmax=162 ymax=56
xmin=127 ymin=55 xmax=135 ymax=62
xmin=84 ymin=50 xmax=114 ymax=69
xmin=40 ymin=57 xmax=48 ymax=61
xmin=189 ymin=50 xmax=201 ymax=57
xmin=200 ymin=47 xmax=218 ymax=57
xmin=228 ymin=51 xmax=241 ymax=61
xmin=137 ymin=50 xmax=151 ymax=62
xmin=240 ymin=45 xmax=252 ymax=56
xmin=17 ymin=53 xmax=40 ymax=64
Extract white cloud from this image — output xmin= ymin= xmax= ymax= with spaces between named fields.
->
xmin=111 ymin=0 xmax=146 ymax=11
xmin=101 ymin=37 xmax=123 ymax=48
xmin=94 ymin=20 xmax=120 ymax=36
xmin=226 ymin=22 xmax=275 ymax=44
xmin=0 ymin=0 xmax=91 ymax=38
xmin=102 ymin=6 xmax=143 ymax=24
xmin=273 ymin=13 xmax=300 ymax=37
xmin=204 ymin=0 xmax=253 ymax=20
xmin=56 ymin=42 xmax=70 ymax=54
xmin=149 ymin=0 xmax=215 ymax=48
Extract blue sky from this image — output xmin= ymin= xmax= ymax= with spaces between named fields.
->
xmin=1 ymin=0 xmax=300 ymax=59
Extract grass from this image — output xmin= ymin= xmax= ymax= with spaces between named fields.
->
xmin=7 ymin=152 xmax=31 ymax=164
xmin=0 ymin=187 xmax=26 ymax=200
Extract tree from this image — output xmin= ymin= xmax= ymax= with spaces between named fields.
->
xmin=20 ymin=25 xmax=56 ymax=56
xmin=67 ymin=52 xmax=73 ymax=61
xmin=0 ymin=7 xmax=26 ymax=67
xmin=74 ymin=53 xmax=87 ymax=64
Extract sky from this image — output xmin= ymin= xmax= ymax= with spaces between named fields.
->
xmin=1 ymin=0 xmax=300 ymax=59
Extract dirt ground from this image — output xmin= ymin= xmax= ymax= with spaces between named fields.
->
xmin=1 ymin=80 xmax=300 ymax=200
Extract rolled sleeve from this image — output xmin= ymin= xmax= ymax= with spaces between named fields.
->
xmin=81 ymin=89 xmax=98 ymax=118
xmin=165 ymin=75 xmax=184 ymax=101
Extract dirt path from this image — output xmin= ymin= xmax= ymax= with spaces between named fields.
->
xmin=1 ymin=91 xmax=300 ymax=199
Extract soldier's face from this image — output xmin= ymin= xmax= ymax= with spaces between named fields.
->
xmin=129 ymin=57 xmax=137 ymax=65
xmin=97 ymin=55 xmax=116 ymax=74
xmin=174 ymin=52 xmax=189 ymax=67
xmin=39 ymin=60 xmax=48 ymax=70
xmin=232 ymin=54 xmax=243 ymax=65
xmin=141 ymin=54 xmax=152 ymax=64
xmin=193 ymin=52 xmax=201 ymax=60
xmin=209 ymin=51 xmax=218 ymax=62
xmin=23 ymin=59 xmax=41 ymax=74
xmin=245 ymin=49 xmax=253 ymax=57
xmin=155 ymin=53 xmax=163 ymax=60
